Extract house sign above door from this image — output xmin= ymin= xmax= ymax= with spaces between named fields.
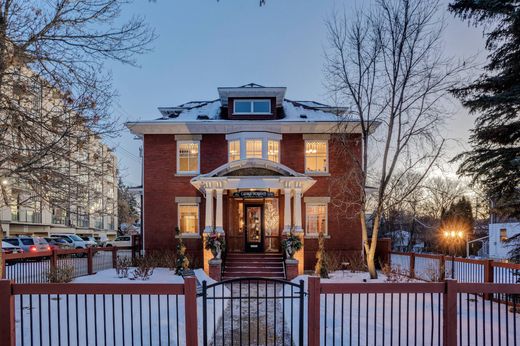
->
xmin=232 ymin=191 xmax=275 ymax=199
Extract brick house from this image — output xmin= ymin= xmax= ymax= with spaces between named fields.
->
xmin=126 ymin=83 xmax=371 ymax=276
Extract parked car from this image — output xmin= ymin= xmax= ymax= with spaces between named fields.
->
xmin=4 ymin=237 xmax=50 ymax=253
xmin=1 ymin=241 xmax=23 ymax=254
xmin=80 ymin=236 xmax=98 ymax=248
xmin=50 ymin=234 xmax=87 ymax=249
xmin=105 ymin=236 xmax=132 ymax=248
xmin=44 ymin=237 xmax=72 ymax=250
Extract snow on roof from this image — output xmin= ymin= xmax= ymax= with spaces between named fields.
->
xmin=155 ymin=99 xmax=356 ymax=122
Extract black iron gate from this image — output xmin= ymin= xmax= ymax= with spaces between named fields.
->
xmin=200 ymin=277 xmax=305 ymax=346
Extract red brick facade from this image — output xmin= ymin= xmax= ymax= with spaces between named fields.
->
xmin=143 ymin=132 xmax=363 ymax=271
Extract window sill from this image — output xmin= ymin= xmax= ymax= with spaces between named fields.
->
xmin=175 ymin=172 xmax=199 ymax=177
xmin=305 ymin=172 xmax=330 ymax=177
xmin=304 ymin=234 xmax=330 ymax=239
xmin=175 ymin=234 xmax=201 ymax=239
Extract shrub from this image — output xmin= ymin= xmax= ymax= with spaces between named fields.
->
xmin=47 ymin=265 xmax=74 ymax=283
xmin=116 ymin=256 xmax=132 ymax=278
xmin=382 ymin=264 xmax=413 ymax=283
xmin=132 ymin=257 xmax=155 ymax=281
xmin=345 ymin=253 xmax=368 ymax=273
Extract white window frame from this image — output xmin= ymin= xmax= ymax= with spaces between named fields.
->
xmin=245 ymin=139 xmax=263 ymax=159
xmin=267 ymin=140 xmax=280 ymax=163
xmin=233 ymin=99 xmax=271 ymax=115
xmin=305 ymin=203 xmax=328 ymax=237
xmin=225 ymin=132 xmax=282 ymax=162
xmin=177 ymin=203 xmax=200 ymax=237
xmin=304 ymin=140 xmax=329 ymax=174
xmin=228 ymin=140 xmax=241 ymax=162
xmin=176 ymin=140 xmax=200 ymax=175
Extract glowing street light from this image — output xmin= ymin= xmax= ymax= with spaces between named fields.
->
xmin=442 ymin=229 xmax=466 ymax=279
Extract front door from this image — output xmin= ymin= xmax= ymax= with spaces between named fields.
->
xmin=245 ymin=204 xmax=263 ymax=252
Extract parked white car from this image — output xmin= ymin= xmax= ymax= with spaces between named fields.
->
xmin=80 ymin=236 xmax=98 ymax=248
xmin=105 ymin=236 xmax=132 ymax=248
xmin=50 ymin=234 xmax=87 ymax=249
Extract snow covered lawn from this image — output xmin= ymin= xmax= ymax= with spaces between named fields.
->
xmin=291 ymin=270 xmax=520 ymax=345
xmin=15 ymin=268 xmax=221 ymax=346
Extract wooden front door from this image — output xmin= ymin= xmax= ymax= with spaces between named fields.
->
xmin=245 ymin=204 xmax=264 ymax=252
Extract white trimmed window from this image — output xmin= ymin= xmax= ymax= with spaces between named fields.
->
xmin=306 ymin=204 xmax=328 ymax=236
xmin=178 ymin=204 xmax=199 ymax=234
xmin=267 ymin=140 xmax=280 ymax=162
xmin=228 ymin=140 xmax=241 ymax=162
xmin=177 ymin=141 xmax=200 ymax=174
xmin=305 ymin=140 xmax=328 ymax=173
xmin=246 ymin=139 xmax=263 ymax=159
xmin=233 ymin=99 xmax=271 ymax=115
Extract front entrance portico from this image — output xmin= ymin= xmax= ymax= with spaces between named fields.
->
xmin=191 ymin=159 xmax=315 ymax=272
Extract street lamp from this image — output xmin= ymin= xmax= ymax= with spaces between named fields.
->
xmin=442 ymin=230 xmax=465 ymax=279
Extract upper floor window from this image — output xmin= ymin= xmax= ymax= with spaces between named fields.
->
xmin=305 ymin=140 xmax=328 ymax=173
xmin=246 ymin=139 xmax=263 ymax=159
xmin=233 ymin=99 xmax=271 ymax=115
xmin=177 ymin=141 xmax=200 ymax=174
xmin=229 ymin=140 xmax=240 ymax=162
xmin=268 ymin=140 xmax=279 ymax=162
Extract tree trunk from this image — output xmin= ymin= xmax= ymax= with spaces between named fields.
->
xmin=367 ymin=250 xmax=377 ymax=279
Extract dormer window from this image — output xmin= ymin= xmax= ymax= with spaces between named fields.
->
xmin=233 ymin=99 xmax=271 ymax=115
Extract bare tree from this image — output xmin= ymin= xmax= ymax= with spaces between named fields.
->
xmin=0 ymin=0 xmax=155 ymax=277
xmin=325 ymin=0 xmax=467 ymax=278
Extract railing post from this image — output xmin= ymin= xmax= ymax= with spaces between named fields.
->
xmin=308 ymin=276 xmax=321 ymax=346
xmin=87 ymin=247 xmax=94 ymax=275
xmin=483 ymin=259 xmax=494 ymax=300
xmin=409 ymin=253 xmax=416 ymax=279
xmin=111 ymin=247 xmax=117 ymax=268
xmin=443 ymin=279 xmax=458 ymax=346
xmin=184 ymin=277 xmax=199 ymax=346
xmin=0 ymin=280 xmax=15 ymax=346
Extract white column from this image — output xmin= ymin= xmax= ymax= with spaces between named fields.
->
xmin=283 ymin=188 xmax=292 ymax=234
xmin=204 ymin=189 xmax=214 ymax=233
xmin=215 ymin=189 xmax=224 ymax=233
xmin=293 ymin=188 xmax=303 ymax=233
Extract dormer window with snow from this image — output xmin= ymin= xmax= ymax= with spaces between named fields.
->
xmin=233 ymin=99 xmax=271 ymax=115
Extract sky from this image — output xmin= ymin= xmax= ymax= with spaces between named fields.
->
xmin=107 ymin=0 xmax=487 ymax=187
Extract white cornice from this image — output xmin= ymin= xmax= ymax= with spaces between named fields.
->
xmin=126 ymin=120 xmax=372 ymax=135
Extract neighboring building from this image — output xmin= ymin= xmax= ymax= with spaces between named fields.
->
xmin=127 ymin=83 xmax=374 ymax=273
xmin=0 ymin=139 xmax=118 ymax=241
xmin=487 ymin=199 xmax=520 ymax=259
xmin=0 ymin=66 xmax=118 ymax=241
xmin=488 ymin=223 xmax=520 ymax=259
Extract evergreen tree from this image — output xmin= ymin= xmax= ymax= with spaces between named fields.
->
xmin=117 ymin=177 xmax=139 ymax=226
xmin=314 ymin=231 xmax=329 ymax=279
xmin=449 ymin=1 xmax=520 ymax=217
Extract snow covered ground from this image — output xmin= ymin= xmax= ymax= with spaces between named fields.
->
xmin=14 ymin=268 xmax=220 ymax=346
xmin=291 ymin=270 xmax=520 ymax=345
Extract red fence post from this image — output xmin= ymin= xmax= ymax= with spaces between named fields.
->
xmin=111 ymin=247 xmax=117 ymax=268
xmin=443 ymin=279 xmax=458 ymax=346
xmin=409 ymin=253 xmax=416 ymax=279
xmin=483 ymin=259 xmax=494 ymax=300
xmin=1 ymin=256 xmax=5 ymax=279
xmin=308 ymin=276 xmax=321 ymax=346
xmin=184 ymin=277 xmax=199 ymax=346
xmin=87 ymin=247 xmax=94 ymax=275
xmin=0 ymin=280 xmax=15 ymax=346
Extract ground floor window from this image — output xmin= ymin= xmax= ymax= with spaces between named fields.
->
xmin=305 ymin=203 xmax=327 ymax=236
xmin=178 ymin=204 xmax=199 ymax=234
